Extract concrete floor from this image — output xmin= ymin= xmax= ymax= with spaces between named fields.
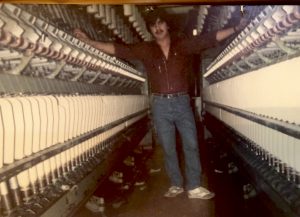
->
xmin=104 ymin=146 xmax=216 ymax=217
xmin=74 ymin=140 xmax=217 ymax=217
xmin=74 ymin=130 xmax=275 ymax=217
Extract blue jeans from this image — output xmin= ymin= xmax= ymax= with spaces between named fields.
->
xmin=151 ymin=94 xmax=201 ymax=190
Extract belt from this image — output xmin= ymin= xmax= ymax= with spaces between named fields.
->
xmin=152 ymin=92 xmax=187 ymax=99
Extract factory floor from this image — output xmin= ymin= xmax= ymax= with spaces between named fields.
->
xmin=74 ymin=129 xmax=270 ymax=217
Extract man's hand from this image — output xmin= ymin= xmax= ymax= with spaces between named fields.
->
xmin=216 ymin=16 xmax=249 ymax=41
xmin=74 ymin=28 xmax=90 ymax=42
xmin=73 ymin=28 xmax=116 ymax=55
xmin=235 ymin=18 xmax=248 ymax=32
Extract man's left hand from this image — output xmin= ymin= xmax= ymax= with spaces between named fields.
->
xmin=235 ymin=18 xmax=248 ymax=32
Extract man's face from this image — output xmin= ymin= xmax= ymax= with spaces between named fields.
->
xmin=149 ymin=18 xmax=169 ymax=40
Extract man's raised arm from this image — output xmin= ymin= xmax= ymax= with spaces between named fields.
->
xmin=74 ymin=28 xmax=116 ymax=55
xmin=216 ymin=18 xmax=248 ymax=41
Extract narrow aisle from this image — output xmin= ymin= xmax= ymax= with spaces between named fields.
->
xmin=75 ymin=137 xmax=216 ymax=217
xmin=104 ymin=145 xmax=216 ymax=217
xmin=75 ymin=125 xmax=267 ymax=217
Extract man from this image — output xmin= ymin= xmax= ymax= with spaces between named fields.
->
xmin=74 ymin=8 xmax=246 ymax=199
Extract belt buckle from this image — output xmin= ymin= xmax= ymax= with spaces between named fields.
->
xmin=167 ymin=94 xmax=172 ymax=99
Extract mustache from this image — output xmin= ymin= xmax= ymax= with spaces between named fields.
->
xmin=154 ymin=29 xmax=164 ymax=34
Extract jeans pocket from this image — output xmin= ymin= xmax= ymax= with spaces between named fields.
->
xmin=178 ymin=95 xmax=190 ymax=104
xmin=150 ymin=96 xmax=157 ymax=105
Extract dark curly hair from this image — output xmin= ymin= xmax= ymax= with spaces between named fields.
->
xmin=144 ymin=8 xmax=171 ymax=33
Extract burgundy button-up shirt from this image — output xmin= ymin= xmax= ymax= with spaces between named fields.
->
xmin=114 ymin=31 xmax=218 ymax=94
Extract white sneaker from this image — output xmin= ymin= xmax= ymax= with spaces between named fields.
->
xmin=164 ymin=186 xmax=184 ymax=197
xmin=188 ymin=187 xmax=215 ymax=199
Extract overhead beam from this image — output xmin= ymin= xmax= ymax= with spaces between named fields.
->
xmin=1 ymin=0 xmax=293 ymax=5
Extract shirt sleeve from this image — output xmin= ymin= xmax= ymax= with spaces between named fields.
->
xmin=179 ymin=31 xmax=219 ymax=55
xmin=114 ymin=42 xmax=147 ymax=61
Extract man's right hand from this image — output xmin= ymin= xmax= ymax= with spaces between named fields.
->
xmin=73 ymin=28 xmax=90 ymax=42
xmin=73 ymin=28 xmax=116 ymax=55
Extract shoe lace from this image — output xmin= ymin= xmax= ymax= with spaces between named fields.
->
xmin=169 ymin=186 xmax=180 ymax=192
